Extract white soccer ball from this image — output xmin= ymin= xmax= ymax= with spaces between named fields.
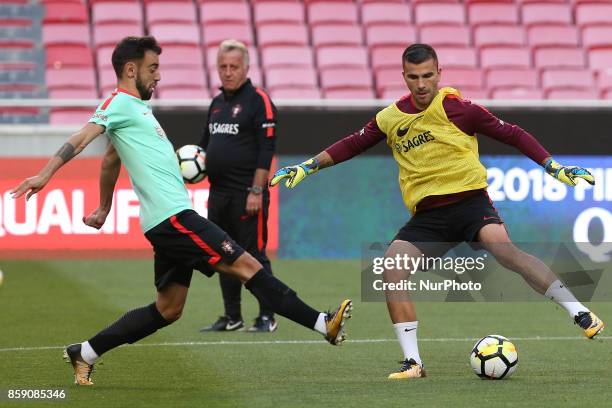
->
xmin=0 ymin=269 xmax=4 ymax=286
xmin=470 ymin=334 xmax=518 ymax=380
xmin=176 ymin=144 xmax=207 ymax=184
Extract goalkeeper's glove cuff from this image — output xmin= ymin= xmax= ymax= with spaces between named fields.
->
xmin=301 ymin=157 xmax=319 ymax=175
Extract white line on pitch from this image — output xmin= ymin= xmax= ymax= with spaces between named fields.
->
xmin=0 ymin=336 xmax=609 ymax=353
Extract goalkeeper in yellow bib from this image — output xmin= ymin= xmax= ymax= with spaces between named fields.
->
xmin=271 ymin=44 xmax=605 ymax=379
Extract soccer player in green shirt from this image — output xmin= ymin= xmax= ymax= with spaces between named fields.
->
xmin=10 ymin=36 xmax=353 ymax=386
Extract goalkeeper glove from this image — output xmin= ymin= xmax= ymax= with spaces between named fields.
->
xmin=544 ymin=158 xmax=595 ymax=187
xmin=270 ymin=158 xmax=319 ymax=189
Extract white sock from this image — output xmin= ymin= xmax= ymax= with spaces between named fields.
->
xmin=544 ymin=280 xmax=589 ymax=318
xmin=80 ymin=341 xmax=99 ymax=365
xmin=314 ymin=313 xmax=327 ymax=335
xmin=393 ymin=321 xmax=422 ymax=366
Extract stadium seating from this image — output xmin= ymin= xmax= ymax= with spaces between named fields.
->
xmin=12 ymin=0 xmax=610 ymax=120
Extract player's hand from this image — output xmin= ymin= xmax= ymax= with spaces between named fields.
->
xmin=10 ymin=174 xmax=49 ymax=201
xmin=246 ymin=192 xmax=262 ymax=216
xmin=83 ymin=207 xmax=110 ymax=230
xmin=544 ymin=158 xmax=595 ymax=187
xmin=270 ymin=158 xmax=319 ymax=189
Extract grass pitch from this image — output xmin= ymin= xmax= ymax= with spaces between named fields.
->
xmin=0 ymin=259 xmax=610 ymax=407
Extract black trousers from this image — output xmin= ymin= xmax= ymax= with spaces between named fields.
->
xmin=208 ymin=190 xmax=274 ymax=319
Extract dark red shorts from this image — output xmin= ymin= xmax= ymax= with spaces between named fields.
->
xmin=145 ymin=209 xmax=245 ymax=290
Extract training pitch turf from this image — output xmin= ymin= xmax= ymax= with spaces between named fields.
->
xmin=0 ymin=259 xmax=610 ymax=407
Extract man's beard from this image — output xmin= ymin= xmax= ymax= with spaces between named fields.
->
xmin=136 ymin=78 xmax=153 ymax=100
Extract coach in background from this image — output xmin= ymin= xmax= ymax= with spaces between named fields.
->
xmin=199 ymin=40 xmax=278 ymax=333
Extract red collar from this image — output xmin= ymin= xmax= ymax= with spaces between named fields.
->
xmin=117 ymin=88 xmax=141 ymax=99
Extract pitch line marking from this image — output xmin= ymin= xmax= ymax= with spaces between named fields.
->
xmin=0 ymin=336 xmax=609 ymax=353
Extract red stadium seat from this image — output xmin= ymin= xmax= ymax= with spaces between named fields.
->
xmin=261 ymin=46 xmax=314 ymax=69
xmin=257 ymin=23 xmax=309 ymax=47
xmin=542 ymin=68 xmax=595 ymax=93
xmin=480 ymin=46 xmax=531 ymax=69
xmin=159 ymin=45 xmax=204 ymax=68
xmin=46 ymin=44 xmax=93 ymax=68
xmin=149 ymin=23 xmax=200 ymax=46
xmin=375 ymin=67 xmax=405 ymax=95
xmin=473 ymin=25 xmax=525 ymax=48
xmin=157 ymin=86 xmax=210 ymax=99
xmin=380 ymin=86 xmax=408 ymax=100
xmin=468 ymin=3 xmax=519 ymax=26
xmin=533 ymin=47 xmax=586 ymax=69
xmin=49 ymin=108 xmax=94 ymax=125
xmin=202 ymin=22 xmax=254 ymax=48
xmin=323 ymin=88 xmax=376 ymax=99
xmin=360 ymin=2 xmax=412 ymax=26
xmin=265 ymin=67 xmax=318 ymax=90
xmin=158 ymin=67 xmax=207 ymax=88
xmin=596 ymin=68 xmax=612 ymax=94
xmin=316 ymin=45 xmax=369 ymax=70
xmin=582 ymin=26 xmax=612 ymax=50
xmin=269 ymin=87 xmax=322 ymax=99
xmin=209 ymin=66 xmax=262 ymax=91
xmin=205 ymin=45 xmax=259 ymax=70
xmin=575 ymin=3 xmax=612 ymax=28
xmin=307 ymin=2 xmax=359 ymax=26
xmin=365 ymin=24 xmax=417 ymax=48
xmin=456 ymin=88 xmax=488 ymax=100
xmin=93 ymin=22 xmax=144 ymax=48
xmin=521 ymin=3 xmax=572 ymax=26
xmin=370 ymin=45 xmax=404 ymax=71
xmin=146 ymin=2 xmax=197 ymax=25
xmin=42 ymin=23 xmax=90 ymax=46
xmin=199 ymin=1 xmax=250 ymax=24
xmin=320 ymin=66 xmax=373 ymax=89
xmin=545 ymin=88 xmax=599 ymax=100
xmin=253 ymin=2 xmax=304 ymax=25
xmin=43 ymin=2 xmax=88 ymax=24
xmin=99 ymin=67 xmax=118 ymax=96
xmin=92 ymin=2 xmax=143 ymax=25
xmin=48 ymin=88 xmax=99 ymax=99
xmin=588 ymin=48 xmax=612 ymax=71
xmin=311 ymin=24 xmax=363 ymax=48
xmin=440 ymin=68 xmax=483 ymax=90
xmin=490 ymin=87 xmax=544 ymax=100
xmin=486 ymin=68 xmax=539 ymax=91
xmin=436 ymin=46 xmax=478 ymax=68
xmin=46 ymin=67 xmax=96 ymax=90
xmin=419 ymin=25 xmax=471 ymax=47
xmin=96 ymin=45 xmax=115 ymax=69
xmin=414 ymin=3 xmax=465 ymax=26
xmin=527 ymin=25 xmax=579 ymax=48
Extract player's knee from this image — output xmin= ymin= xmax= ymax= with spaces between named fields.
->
xmin=230 ymin=252 xmax=262 ymax=281
xmin=158 ymin=304 xmax=184 ymax=323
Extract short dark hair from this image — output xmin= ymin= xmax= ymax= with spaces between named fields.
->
xmin=112 ymin=36 xmax=162 ymax=78
xmin=402 ymin=44 xmax=438 ymax=67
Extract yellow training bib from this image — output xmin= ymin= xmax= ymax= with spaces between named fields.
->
xmin=376 ymin=87 xmax=488 ymax=214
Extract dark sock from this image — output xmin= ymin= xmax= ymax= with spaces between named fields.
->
xmin=244 ymin=269 xmax=319 ymax=329
xmin=88 ymin=303 xmax=171 ymax=356
xmin=257 ymin=259 xmax=274 ymax=318
xmin=219 ymin=273 xmax=242 ymax=321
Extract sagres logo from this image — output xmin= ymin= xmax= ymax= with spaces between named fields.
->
xmin=395 ymin=130 xmax=436 ymax=154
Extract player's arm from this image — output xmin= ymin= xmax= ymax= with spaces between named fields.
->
xmin=448 ymin=97 xmax=595 ymax=187
xmin=270 ymin=119 xmax=385 ymax=188
xmin=10 ymin=123 xmax=106 ymax=200
xmin=83 ymin=143 xmax=121 ymax=229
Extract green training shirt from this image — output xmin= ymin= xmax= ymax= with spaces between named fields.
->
xmin=89 ymin=88 xmax=191 ymax=232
